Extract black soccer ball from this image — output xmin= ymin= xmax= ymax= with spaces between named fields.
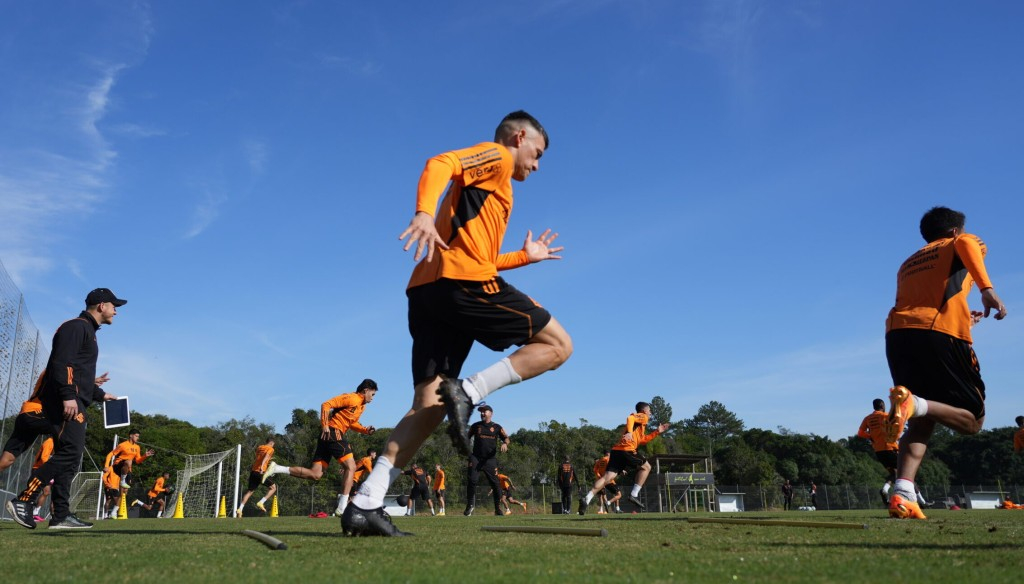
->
xmin=396 ymin=495 xmax=410 ymax=507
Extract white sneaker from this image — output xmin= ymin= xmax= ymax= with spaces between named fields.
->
xmin=261 ymin=462 xmax=278 ymax=484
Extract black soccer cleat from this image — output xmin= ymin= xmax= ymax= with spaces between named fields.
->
xmin=578 ymin=498 xmax=588 ymax=516
xmin=463 ymin=505 xmax=474 ymax=516
xmin=49 ymin=514 xmax=93 ymax=530
xmin=341 ymin=504 xmax=411 ymax=537
xmin=6 ymin=498 xmax=36 ymax=530
xmin=627 ymin=495 xmax=646 ymax=511
xmin=438 ymin=378 xmax=473 ymax=456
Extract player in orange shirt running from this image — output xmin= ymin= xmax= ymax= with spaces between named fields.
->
xmin=101 ymin=465 xmax=122 ymax=520
xmin=236 ymin=437 xmax=277 ymax=517
xmin=593 ymin=450 xmax=622 ymax=513
xmin=857 ymin=398 xmax=900 ymax=505
xmin=263 ymin=380 xmax=378 ymax=516
xmin=579 ymin=402 xmax=669 ymax=514
xmin=494 ymin=470 xmax=527 ymax=515
xmin=884 ymin=207 xmax=1007 ymax=520
xmin=133 ymin=472 xmax=171 ymax=517
xmin=344 ymin=111 xmax=571 ymax=537
xmin=30 ymin=437 xmax=54 ymax=522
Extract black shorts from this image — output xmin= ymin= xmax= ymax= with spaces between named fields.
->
xmin=105 ymin=487 xmax=120 ymax=499
xmin=886 ymin=329 xmax=986 ymax=419
xmin=607 ymin=450 xmax=646 ymax=474
xmin=408 ymin=277 xmax=552 ymax=383
xmin=434 ymin=489 xmax=445 ymax=500
xmin=113 ymin=460 xmax=131 ymax=476
xmin=410 ymin=483 xmax=430 ymax=501
xmin=874 ymin=449 xmax=898 ymax=479
xmin=312 ymin=437 xmax=353 ymax=466
xmin=247 ymin=470 xmax=273 ymax=491
xmin=603 ymin=483 xmax=620 ymax=496
xmin=1 ymin=412 xmax=50 ymax=457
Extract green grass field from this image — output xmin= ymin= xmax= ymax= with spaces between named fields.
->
xmin=1 ymin=509 xmax=1021 ymax=583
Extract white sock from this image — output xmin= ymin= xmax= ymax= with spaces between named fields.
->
xmin=631 ymin=485 xmax=642 ymax=498
xmin=273 ymin=466 xmax=291 ymax=475
xmin=894 ymin=478 xmax=915 ymax=499
xmin=463 ymin=358 xmax=522 ymax=403
xmin=882 ymin=483 xmax=891 ymax=494
xmin=913 ymin=396 xmax=928 ymax=417
xmin=352 ymin=456 xmax=401 ymax=509
xmin=33 ymin=506 xmax=41 ymax=515
xmin=584 ymin=491 xmax=594 ymax=505
xmin=337 ymin=494 xmax=349 ymax=512
xmin=258 ymin=497 xmax=267 ymax=505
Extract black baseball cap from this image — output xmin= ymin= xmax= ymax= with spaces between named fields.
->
xmin=477 ymin=404 xmax=493 ymax=412
xmin=86 ymin=288 xmax=127 ymax=307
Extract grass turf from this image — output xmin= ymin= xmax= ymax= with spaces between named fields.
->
xmin=1 ymin=509 xmax=1021 ymax=582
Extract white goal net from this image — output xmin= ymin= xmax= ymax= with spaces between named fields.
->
xmin=171 ymin=445 xmax=241 ymax=518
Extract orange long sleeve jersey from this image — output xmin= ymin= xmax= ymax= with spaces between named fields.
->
xmin=250 ymin=444 xmax=274 ymax=473
xmin=886 ymin=233 xmax=994 ymax=343
xmin=105 ymin=440 xmax=149 ymax=467
xmin=321 ymin=392 xmax=372 ymax=439
xmin=407 ymin=143 xmax=531 ymax=290
xmin=857 ymin=411 xmax=898 ymax=452
xmin=353 ymin=456 xmax=375 ymax=483
xmin=612 ymin=412 xmax=660 ymax=453
xmin=19 ymin=372 xmax=46 ymax=415
xmin=497 ymin=474 xmax=513 ymax=491
xmin=102 ymin=467 xmax=120 ymax=490
xmin=147 ymin=477 xmax=168 ymax=499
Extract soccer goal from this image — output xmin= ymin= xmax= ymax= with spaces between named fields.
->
xmin=170 ymin=445 xmax=242 ymax=518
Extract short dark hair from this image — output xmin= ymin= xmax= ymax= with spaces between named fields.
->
xmin=266 ymin=436 xmax=275 ymax=443
xmin=1016 ymin=416 xmax=1024 ymax=426
xmin=128 ymin=428 xmax=139 ymax=436
xmin=873 ymin=399 xmax=885 ymax=411
xmin=635 ymin=401 xmax=651 ymax=413
xmin=495 ymin=110 xmax=549 ymax=149
xmin=357 ymin=378 xmax=378 ymax=392
xmin=919 ymin=206 xmax=965 ymax=242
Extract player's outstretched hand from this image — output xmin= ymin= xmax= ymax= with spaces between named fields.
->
xmin=399 ymin=212 xmax=448 ymax=263
xmin=981 ymin=288 xmax=1008 ymax=320
xmin=523 ymin=229 xmax=563 ymax=263
xmin=96 ymin=372 xmax=110 ymax=386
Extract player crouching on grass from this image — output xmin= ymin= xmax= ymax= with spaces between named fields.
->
xmin=579 ymin=402 xmax=669 ymax=515
xmin=262 ymin=379 xmax=378 ymax=516
xmin=884 ymin=206 xmax=1007 ymax=520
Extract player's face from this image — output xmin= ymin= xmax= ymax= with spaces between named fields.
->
xmin=363 ymin=389 xmax=377 ymax=403
xmin=512 ymin=128 xmax=545 ymax=182
xmin=479 ymin=409 xmax=492 ymax=422
xmin=97 ymin=301 xmax=118 ymax=325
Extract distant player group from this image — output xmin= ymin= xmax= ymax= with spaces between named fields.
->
xmin=3 ymin=112 xmax=1013 ymax=534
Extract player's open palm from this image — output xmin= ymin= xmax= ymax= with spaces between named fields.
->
xmin=523 ymin=229 xmax=563 ymax=263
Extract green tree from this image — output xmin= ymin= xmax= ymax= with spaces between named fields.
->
xmin=681 ymin=401 xmax=744 ymax=472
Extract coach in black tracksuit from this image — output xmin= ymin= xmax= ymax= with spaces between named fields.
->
xmin=7 ymin=288 xmax=124 ymax=530
xmin=557 ymin=457 xmax=577 ymax=514
xmin=464 ymin=404 xmax=509 ymax=516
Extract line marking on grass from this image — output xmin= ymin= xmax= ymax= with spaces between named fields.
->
xmin=242 ymin=529 xmax=289 ymax=550
xmin=685 ymin=517 xmax=868 ymax=530
xmin=482 ymin=525 xmax=608 ymax=537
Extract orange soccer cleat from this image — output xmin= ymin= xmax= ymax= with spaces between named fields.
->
xmin=888 ymin=494 xmax=927 ymax=520
xmin=886 ymin=386 xmax=916 ymax=442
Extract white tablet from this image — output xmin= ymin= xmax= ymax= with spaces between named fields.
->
xmin=103 ymin=397 xmax=131 ymax=429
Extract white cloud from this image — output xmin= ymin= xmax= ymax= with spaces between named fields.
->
xmin=183 ymin=183 xmax=228 ymax=239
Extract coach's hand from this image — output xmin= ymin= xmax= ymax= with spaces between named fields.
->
xmin=981 ymin=288 xmax=1007 ymax=320
xmin=63 ymin=399 xmax=79 ymax=420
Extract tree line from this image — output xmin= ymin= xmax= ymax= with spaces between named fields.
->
xmin=45 ymin=396 xmax=1023 ymax=515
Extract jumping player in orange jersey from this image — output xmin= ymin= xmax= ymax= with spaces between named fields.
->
xmin=105 ymin=428 xmax=155 ymax=491
xmin=263 ymin=379 xmax=378 ymax=516
xmin=579 ymin=402 xmax=669 ymax=515
xmin=344 ymin=111 xmax=572 ymax=537
xmin=236 ymin=437 xmax=277 ymax=517
xmin=884 ymin=207 xmax=1007 ymax=520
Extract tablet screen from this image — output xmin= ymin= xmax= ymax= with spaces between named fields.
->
xmin=103 ymin=397 xmax=130 ymax=429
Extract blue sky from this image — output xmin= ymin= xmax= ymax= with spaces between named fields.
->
xmin=2 ymin=1 xmax=1022 ymax=441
